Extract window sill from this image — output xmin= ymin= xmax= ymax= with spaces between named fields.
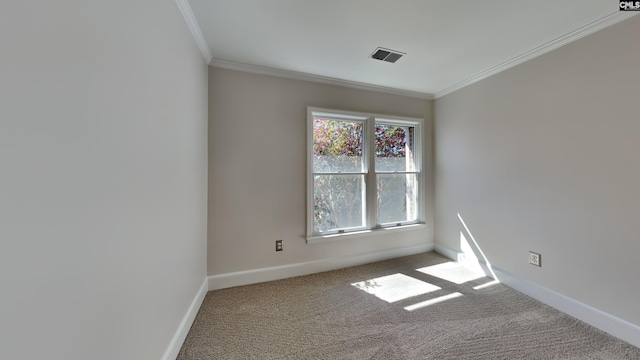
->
xmin=306 ymin=223 xmax=426 ymax=244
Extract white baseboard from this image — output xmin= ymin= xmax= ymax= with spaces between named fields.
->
xmin=208 ymin=242 xmax=434 ymax=291
xmin=493 ymin=266 xmax=640 ymax=348
xmin=434 ymin=244 xmax=464 ymax=261
xmin=433 ymin=244 xmax=640 ymax=348
xmin=161 ymin=278 xmax=208 ymax=360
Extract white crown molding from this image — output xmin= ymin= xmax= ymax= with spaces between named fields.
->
xmin=175 ymin=0 xmax=212 ymax=63
xmin=209 ymin=58 xmax=434 ymax=100
xmin=434 ymin=11 xmax=640 ymax=98
xmin=208 ymin=242 xmax=434 ymax=291
xmin=179 ymin=5 xmax=636 ymax=101
xmin=161 ymin=278 xmax=208 ymax=360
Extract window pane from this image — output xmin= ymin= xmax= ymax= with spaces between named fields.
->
xmin=375 ymin=124 xmax=415 ymax=172
xmin=314 ymin=174 xmax=365 ymax=232
xmin=313 ymin=118 xmax=363 ymax=173
xmin=377 ymin=174 xmax=418 ymax=224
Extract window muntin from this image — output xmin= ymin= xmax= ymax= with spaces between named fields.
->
xmin=308 ymin=108 xmax=422 ymax=238
xmin=312 ymin=118 xmax=364 ymax=173
xmin=313 ymin=174 xmax=365 ymax=232
xmin=312 ymin=118 xmax=366 ymax=233
xmin=374 ymin=122 xmax=419 ymax=226
xmin=374 ymin=124 xmax=416 ymax=172
xmin=376 ymin=173 xmax=418 ymax=225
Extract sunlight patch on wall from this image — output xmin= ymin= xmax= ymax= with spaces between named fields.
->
xmin=351 ymin=273 xmax=440 ymax=303
xmin=460 ymin=231 xmax=479 ymax=263
xmin=404 ymin=292 xmax=464 ymax=311
xmin=458 ymin=213 xmax=498 ymax=280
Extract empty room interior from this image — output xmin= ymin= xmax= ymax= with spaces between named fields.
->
xmin=2 ymin=1 xmax=640 ymax=359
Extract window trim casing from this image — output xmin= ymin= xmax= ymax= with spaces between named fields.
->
xmin=306 ymin=107 xmax=424 ymax=242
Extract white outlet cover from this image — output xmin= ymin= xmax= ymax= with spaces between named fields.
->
xmin=529 ymin=252 xmax=541 ymax=267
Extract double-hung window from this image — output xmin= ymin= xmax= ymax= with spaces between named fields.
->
xmin=307 ymin=107 xmax=423 ymax=240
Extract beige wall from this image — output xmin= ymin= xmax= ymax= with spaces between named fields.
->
xmin=0 ymin=1 xmax=208 ymax=359
xmin=208 ymin=68 xmax=433 ymax=275
xmin=435 ymin=16 xmax=640 ymax=325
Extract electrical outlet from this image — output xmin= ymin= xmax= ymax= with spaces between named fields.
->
xmin=529 ymin=251 xmax=541 ymax=267
xmin=276 ymin=240 xmax=283 ymax=252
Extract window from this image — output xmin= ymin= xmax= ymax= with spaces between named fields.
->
xmin=307 ymin=107 xmax=423 ymax=240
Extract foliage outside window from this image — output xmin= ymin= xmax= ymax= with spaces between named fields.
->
xmin=307 ymin=108 xmax=422 ymax=238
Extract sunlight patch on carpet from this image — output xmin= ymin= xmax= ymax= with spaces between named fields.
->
xmin=473 ymin=280 xmax=500 ymax=290
xmin=416 ymin=261 xmax=486 ymax=284
xmin=351 ymin=273 xmax=441 ymax=303
xmin=404 ymin=292 xmax=464 ymax=311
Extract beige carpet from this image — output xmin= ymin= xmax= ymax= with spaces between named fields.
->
xmin=178 ymin=252 xmax=640 ymax=359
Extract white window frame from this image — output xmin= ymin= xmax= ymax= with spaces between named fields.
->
xmin=307 ymin=107 xmax=424 ymax=243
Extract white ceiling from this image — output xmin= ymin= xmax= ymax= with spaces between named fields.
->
xmin=185 ymin=0 xmax=634 ymax=98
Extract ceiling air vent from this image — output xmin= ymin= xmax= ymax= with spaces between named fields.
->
xmin=369 ymin=47 xmax=405 ymax=63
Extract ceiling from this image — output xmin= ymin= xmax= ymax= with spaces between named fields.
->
xmin=185 ymin=0 xmax=634 ymax=98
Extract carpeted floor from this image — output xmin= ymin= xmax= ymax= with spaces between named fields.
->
xmin=177 ymin=252 xmax=640 ymax=359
